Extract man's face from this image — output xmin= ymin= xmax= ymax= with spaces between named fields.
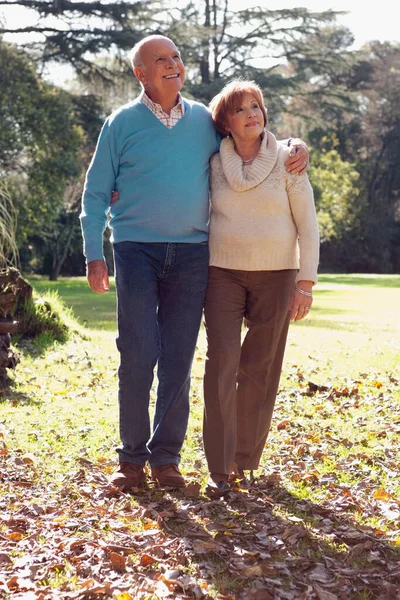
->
xmin=134 ymin=38 xmax=185 ymax=102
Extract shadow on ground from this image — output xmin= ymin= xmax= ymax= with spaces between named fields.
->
xmin=130 ymin=475 xmax=400 ymax=599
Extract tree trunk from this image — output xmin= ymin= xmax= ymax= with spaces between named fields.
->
xmin=49 ymin=215 xmax=77 ymax=281
xmin=200 ymin=0 xmax=211 ymax=85
xmin=0 ymin=332 xmax=19 ymax=388
xmin=0 ymin=267 xmax=32 ymax=387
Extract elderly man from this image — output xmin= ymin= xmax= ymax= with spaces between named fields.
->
xmin=80 ymin=35 xmax=308 ymax=491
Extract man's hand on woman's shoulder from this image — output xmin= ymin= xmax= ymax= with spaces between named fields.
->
xmin=285 ymin=138 xmax=309 ymax=176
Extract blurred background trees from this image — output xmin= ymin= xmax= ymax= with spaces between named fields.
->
xmin=1 ymin=0 xmax=399 ymax=277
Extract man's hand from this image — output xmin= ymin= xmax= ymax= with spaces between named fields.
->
xmin=87 ymin=259 xmax=110 ymax=294
xmin=285 ymin=138 xmax=309 ymax=176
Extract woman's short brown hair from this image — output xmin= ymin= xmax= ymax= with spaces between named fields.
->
xmin=209 ymin=80 xmax=268 ymax=137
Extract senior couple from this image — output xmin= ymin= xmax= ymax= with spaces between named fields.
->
xmin=80 ymin=35 xmax=319 ymax=496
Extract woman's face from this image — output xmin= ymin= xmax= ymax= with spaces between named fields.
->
xmin=226 ymin=92 xmax=265 ymax=142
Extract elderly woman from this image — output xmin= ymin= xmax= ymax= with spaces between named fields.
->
xmin=203 ymin=80 xmax=319 ymax=497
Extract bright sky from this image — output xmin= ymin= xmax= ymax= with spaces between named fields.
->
xmin=262 ymin=0 xmax=398 ymax=47
xmin=1 ymin=0 xmax=398 ymax=85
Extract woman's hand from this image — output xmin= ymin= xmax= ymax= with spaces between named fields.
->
xmin=289 ymin=280 xmax=313 ymax=321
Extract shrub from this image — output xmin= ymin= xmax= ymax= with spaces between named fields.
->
xmin=15 ymin=291 xmax=82 ymax=343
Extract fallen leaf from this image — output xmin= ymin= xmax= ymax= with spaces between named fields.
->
xmin=154 ymin=580 xmax=171 ymax=598
xmin=374 ymin=489 xmax=392 ymax=501
xmin=309 ymin=565 xmax=335 ymax=583
xmin=140 ymin=553 xmax=156 ymax=566
xmin=7 ymin=532 xmax=24 ymax=541
xmin=22 ymin=453 xmax=35 ymax=465
xmin=192 ymin=539 xmax=220 ymax=554
xmin=314 ymin=584 xmax=338 ymax=600
xmin=143 ymin=521 xmax=159 ymax=530
xmin=79 ymin=579 xmax=98 ymax=589
xmin=277 ymin=420 xmax=291 ymax=430
xmin=372 ymin=380 xmax=383 ymax=388
xmin=379 ymin=582 xmax=399 ymax=599
xmin=238 ymin=565 xmax=263 ymax=577
xmin=184 ymin=482 xmax=201 ymax=497
xmin=247 ymin=590 xmax=274 ymax=600
xmin=0 ymin=442 xmax=8 ymax=456
xmin=110 ymin=551 xmax=126 ymax=571
xmin=0 ymin=553 xmax=12 ymax=564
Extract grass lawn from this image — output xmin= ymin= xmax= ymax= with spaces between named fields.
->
xmin=0 ymin=274 xmax=399 ymax=599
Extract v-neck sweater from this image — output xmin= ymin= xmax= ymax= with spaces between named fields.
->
xmin=209 ymin=131 xmax=319 ymax=282
xmin=80 ymin=98 xmax=219 ymax=262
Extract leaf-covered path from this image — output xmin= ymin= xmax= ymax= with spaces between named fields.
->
xmin=1 ymin=275 xmax=400 ymax=599
xmin=1 ymin=439 xmax=400 ymax=599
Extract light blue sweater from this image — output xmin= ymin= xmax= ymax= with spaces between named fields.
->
xmin=80 ymin=98 xmax=220 ymax=262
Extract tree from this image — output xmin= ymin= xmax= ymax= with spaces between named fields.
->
xmin=279 ymin=25 xmax=360 ymax=149
xmin=0 ymin=183 xmax=18 ymax=269
xmin=69 ymin=55 xmax=141 ymax=115
xmin=166 ymin=2 xmax=346 ymax=106
xmin=1 ymin=1 xmax=347 ymax=103
xmin=5 ymin=2 xmax=399 ymax=274
xmin=310 ymin=143 xmax=361 ymax=244
xmin=0 ymin=0 xmax=157 ymax=73
xmin=353 ymin=42 xmax=400 ymax=272
xmin=277 ymin=27 xmax=400 ymax=273
xmin=23 ymin=91 xmax=105 ymax=280
xmin=311 ymin=41 xmax=400 ymax=272
xmin=0 ymin=40 xmax=87 ymax=277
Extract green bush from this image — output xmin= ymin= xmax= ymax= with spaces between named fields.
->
xmin=15 ymin=291 xmax=82 ymax=342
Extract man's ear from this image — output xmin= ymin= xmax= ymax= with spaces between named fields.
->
xmin=134 ymin=66 xmax=146 ymax=84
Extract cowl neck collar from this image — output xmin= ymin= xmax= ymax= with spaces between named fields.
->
xmin=219 ymin=130 xmax=278 ymax=192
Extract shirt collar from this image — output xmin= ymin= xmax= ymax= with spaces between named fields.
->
xmin=140 ymin=91 xmax=184 ymax=114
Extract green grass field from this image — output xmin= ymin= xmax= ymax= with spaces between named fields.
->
xmin=30 ymin=273 xmax=400 ymax=377
xmin=0 ymin=274 xmax=399 ymax=599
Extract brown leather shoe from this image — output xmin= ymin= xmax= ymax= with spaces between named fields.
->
xmin=109 ymin=462 xmax=146 ymax=490
xmin=151 ymin=464 xmax=185 ymax=488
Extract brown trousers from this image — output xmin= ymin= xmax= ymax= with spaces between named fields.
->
xmin=203 ymin=266 xmax=296 ymax=475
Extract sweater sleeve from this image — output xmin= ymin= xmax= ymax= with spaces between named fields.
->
xmin=80 ymin=118 xmax=120 ymax=263
xmin=286 ymin=171 xmax=320 ymax=284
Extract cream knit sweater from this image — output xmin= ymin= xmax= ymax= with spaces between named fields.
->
xmin=208 ymin=131 xmax=319 ymax=283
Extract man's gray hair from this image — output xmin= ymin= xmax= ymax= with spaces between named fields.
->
xmin=129 ymin=35 xmax=175 ymax=69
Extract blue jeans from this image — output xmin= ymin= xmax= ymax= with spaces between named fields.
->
xmin=113 ymin=241 xmax=209 ymax=468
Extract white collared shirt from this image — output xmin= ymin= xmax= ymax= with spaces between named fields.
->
xmin=140 ymin=91 xmax=185 ymax=128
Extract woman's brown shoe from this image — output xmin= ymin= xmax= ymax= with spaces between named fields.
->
xmin=229 ymin=467 xmax=252 ymax=489
xmin=205 ymin=474 xmax=231 ymax=498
